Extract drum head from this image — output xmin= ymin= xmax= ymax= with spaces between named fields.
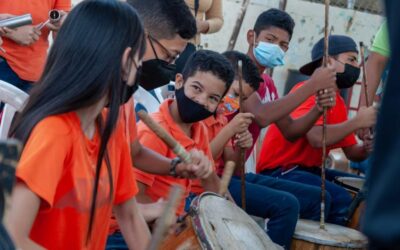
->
xmin=336 ymin=177 xmax=365 ymax=192
xmin=191 ymin=192 xmax=281 ymax=250
xmin=293 ymin=219 xmax=368 ymax=248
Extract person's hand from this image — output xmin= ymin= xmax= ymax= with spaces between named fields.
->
xmin=196 ymin=20 xmax=209 ymax=34
xmin=308 ymin=63 xmax=337 ymax=92
xmin=0 ymin=13 xmax=15 ymax=21
xmin=175 ymin=149 xmax=213 ymax=179
xmin=355 ymin=106 xmax=377 ymax=129
xmin=227 ymin=112 xmax=254 ymax=135
xmin=45 ymin=10 xmax=68 ymax=32
xmin=0 ymin=13 xmax=15 ymax=39
xmin=4 ymin=25 xmax=41 ymax=46
xmin=363 ymin=133 xmax=374 ymax=154
xmin=315 ymin=87 xmax=336 ymax=112
xmin=233 ymin=130 xmax=253 ymax=149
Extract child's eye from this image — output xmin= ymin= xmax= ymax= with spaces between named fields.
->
xmin=192 ymin=85 xmax=201 ymax=92
xmin=210 ymin=96 xmax=219 ymax=103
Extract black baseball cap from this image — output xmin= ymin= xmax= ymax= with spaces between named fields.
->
xmin=299 ymin=35 xmax=358 ymax=75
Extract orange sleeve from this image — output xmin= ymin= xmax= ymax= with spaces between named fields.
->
xmin=199 ymin=124 xmax=215 ymax=171
xmin=123 ymin=98 xmax=137 ymax=143
xmin=113 ymin=135 xmax=138 ymax=205
xmin=133 ymin=127 xmax=169 ymax=186
xmin=16 ymin=119 xmax=70 ymax=208
xmin=54 ymin=0 xmax=72 ymax=11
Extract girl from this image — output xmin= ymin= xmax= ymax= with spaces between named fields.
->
xmin=6 ymin=0 xmax=149 ymax=249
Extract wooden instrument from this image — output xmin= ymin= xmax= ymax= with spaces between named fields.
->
xmin=160 ymin=192 xmax=282 ymax=250
xmin=291 ymin=219 xmax=367 ymax=250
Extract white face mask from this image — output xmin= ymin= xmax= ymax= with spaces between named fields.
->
xmin=253 ymin=35 xmax=285 ymax=68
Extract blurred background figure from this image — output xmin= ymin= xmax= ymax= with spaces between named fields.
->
xmin=0 ymin=1 xmax=71 ymax=92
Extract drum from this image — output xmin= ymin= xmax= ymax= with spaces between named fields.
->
xmin=334 ymin=177 xmax=366 ymax=230
xmin=160 ymin=192 xmax=282 ymax=250
xmin=335 ymin=177 xmax=364 ymax=196
xmin=291 ymin=219 xmax=368 ymax=250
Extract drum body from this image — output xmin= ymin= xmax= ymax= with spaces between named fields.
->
xmin=334 ymin=177 xmax=366 ymax=230
xmin=160 ymin=192 xmax=281 ymax=250
xmin=291 ymin=219 xmax=367 ymax=250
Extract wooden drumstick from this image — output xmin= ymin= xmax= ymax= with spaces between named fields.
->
xmin=320 ymin=0 xmax=330 ymax=230
xmin=218 ymin=161 xmax=236 ymax=196
xmin=237 ymin=60 xmax=247 ymax=211
xmin=137 ymin=110 xmax=191 ymax=164
xmin=359 ymin=42 xmax=370 ymax=107
xmin=359 ymin=41 xmax=374 ymax=136
xmin=147 ymin=185 xmax=183 ymax=250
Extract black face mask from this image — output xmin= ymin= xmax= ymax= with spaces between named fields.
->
xmin=137 ymin=59 xmax=176 ymax=91
xmin=120 ymin=65 xmax=142 ymax=105
xmin=175 ymin=87 xmax=214 ymax=123
xmin=336 ymin=63 xmax=360 ymax=89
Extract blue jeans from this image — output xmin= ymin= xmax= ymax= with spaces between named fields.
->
xmin=262 ymin=167 xmax=357 ymax=226
xmin=0 ymin=223 xmax=14 ymax=250
xmin=229 ymin=174 xmax=302 ymax=249
xmin=106 ymin=232 xmax=128 ymax=250
xmin=0 ymin=58 xmax=33 ymax=93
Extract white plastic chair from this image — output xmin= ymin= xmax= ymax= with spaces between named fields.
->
xmin=0 ymin=80 xmax=28 ymax=139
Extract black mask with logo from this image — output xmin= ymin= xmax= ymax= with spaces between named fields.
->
xmin=336 ymin=63 xmax=360 ymax=89
xmin=138 ymin=59 xmax=176 ymax=90
xmin=175 ymin=87 xmax=214 ymax=123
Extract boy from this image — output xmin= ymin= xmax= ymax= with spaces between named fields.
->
xmin=239 ymin=8 xmax=337 ymax=161
xmin=257 ymin=35 xmax=377 ymax=225
xmin=201 ymin=50 xmax=336 ymax=249
xmin=128 ymin=0 xmax=197 ymax=114
xmin=134 ymin=50 xmax=301 ymax=249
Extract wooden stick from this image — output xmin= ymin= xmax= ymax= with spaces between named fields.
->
xmin=0 ymin=139 xmax=22 ymax=223
xmin=227 ymin=0 xmax=250 ymax=50
xmin=147 ymin=185 xmax=183 ymax=250
xmin=359 ymin=42 xmax=371 ymax=107
xmin=218 ymin=161 xmax=236 ymax=196
xmin=237 ymin=60 xmax=247 ymax=210
xmin=359 ymin=41 xmax=374 ymax=136
xmin=320 ymin=0 xmax=330 ymax=230
xmin=137 ymin=110 xmax=191 ymax=164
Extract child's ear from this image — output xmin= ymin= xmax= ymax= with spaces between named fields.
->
xmin=121 ymin=47 xmax=133 ymax=80
xmin=247 ymin=30 xmax=256 ymax=46
xmin=175 ymin=73 xmax=184 ymax=89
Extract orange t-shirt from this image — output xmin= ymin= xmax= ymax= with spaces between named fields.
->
xmin=191 ymin=113 xmax=231 ymax=195
xmin=0 ymin=0 xmax=71 ymax=82
xmin=109 ymin=97 xmax=139 ymax=234
xmin=256 ymin=82 xmax=357 ymax=173
xmin=16 ymin=111 xmax=137 ymax=250
xmin=134 ymin=99 xmax=214 ymax=215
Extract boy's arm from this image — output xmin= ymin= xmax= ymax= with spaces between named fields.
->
xmin=275 ymin=88 xmax=336 ymax=141
xmin=360 ymin=51 xmax=388 ymax=107
xmin=306 ymin=106 xmax=377 ymax=148
xmin=243 ymin=66 xmax=336 ymax=128
xmin=342 ymin=133 xmax=373 ymax=162
xmin=210 ymin=113 xmax=254 ymax=159
xmin=132 ymin=139 xmax=212 ymax=179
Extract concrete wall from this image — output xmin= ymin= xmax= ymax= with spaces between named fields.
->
xmin=201 ymin=0 xmax=384 ymax=96
xmin=70 ymin=0 xmax=383 ymax=100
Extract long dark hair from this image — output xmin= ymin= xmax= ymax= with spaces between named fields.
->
xmin=10 ymin=0 xmax=145 ymax=243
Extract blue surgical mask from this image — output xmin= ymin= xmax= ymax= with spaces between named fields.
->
xmin=253 ymin=40 xmax=285 ymax=68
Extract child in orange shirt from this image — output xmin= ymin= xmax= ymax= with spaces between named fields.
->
xmin=200 ymin=51 xmax=336 ymax=248
xmin=134 ymin=50 xmax=234 ymax=215
xmin=0 ymin=0 xmax=71 ymax=91
xmin=5 ymin=1 xmax=211 ymax=249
